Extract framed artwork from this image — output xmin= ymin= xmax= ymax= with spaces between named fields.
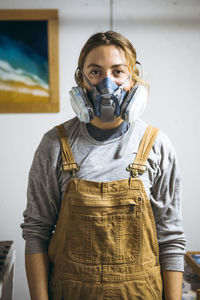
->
xmin=185 ymin=251 xmax=200 ymax=278
xmin=0 ymin=9 xmax=59 ymax=113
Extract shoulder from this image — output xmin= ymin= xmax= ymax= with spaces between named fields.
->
xmin=41 ymin=117 xmax=80 ymax=147
xmin=150 ymin=125 xmax=178 ymax=169
xmin=154 ymin=128 xmax=176 ymax=159
xmin=135 ymin=119 xmax=177 ymax=166
xmin=33 ymin=117 xmax=80 ymax=159
xmin=135 ymin=119 xmax=175 ymax=152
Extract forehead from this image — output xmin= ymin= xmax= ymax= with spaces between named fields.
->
xmin=84 ymin=45 xmax=127 ymax=67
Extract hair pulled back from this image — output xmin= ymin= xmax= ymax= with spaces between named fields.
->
xmin=75 ymin=31 xmax=144 ymax=87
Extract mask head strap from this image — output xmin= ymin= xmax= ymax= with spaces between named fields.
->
xmin=136 ymin=61 xmax=143 ymax=78
xmin=113 ymin=75 xmax=131 ymax=99
xmin=81 ymin=71 xmax=101 ymax=99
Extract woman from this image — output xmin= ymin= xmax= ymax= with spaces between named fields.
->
xmin=21 ymin=31 xmax=186 ymax=300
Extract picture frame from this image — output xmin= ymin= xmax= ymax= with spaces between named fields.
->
xmin=185 ymin=251 xmax=200 ymax=278
xmin=0 ymin=9 xmax=59 ymax=113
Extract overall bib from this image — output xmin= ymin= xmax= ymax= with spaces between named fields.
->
xmin=48 ymin=124 xmax=163 ymax=300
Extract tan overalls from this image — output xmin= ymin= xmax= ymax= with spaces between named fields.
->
xmin=48 ymin=124 xmax=163 ymax=300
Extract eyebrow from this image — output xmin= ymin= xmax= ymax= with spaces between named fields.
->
xmin=87 ymin=63 xmax=128 ymax=69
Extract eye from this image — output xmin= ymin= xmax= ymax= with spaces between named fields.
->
xmin=90 ymin=70 xmax=101 ymax=76
xmin=113 ymin=69 xmax=124 ymax=77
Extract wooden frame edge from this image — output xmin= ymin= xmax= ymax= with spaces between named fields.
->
xmin=0 ymin=9 xmax=59 ymax=113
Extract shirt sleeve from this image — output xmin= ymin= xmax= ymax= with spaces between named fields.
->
xmin=150 ymin=131 xmax=186 ymax=272
xmin=21 ymin=129 xmax=63 ymax=254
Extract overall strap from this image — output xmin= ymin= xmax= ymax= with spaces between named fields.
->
xmin=55 ymin=124 xmax=79 ymax=174
xmin=127 ymin=125 xmax=159 ymax=177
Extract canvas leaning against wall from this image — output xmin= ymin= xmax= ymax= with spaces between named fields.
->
xmin=0 ymin=10 xmax=59 ymax=113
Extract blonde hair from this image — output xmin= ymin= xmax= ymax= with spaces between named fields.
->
xmin=75 ymin=31 xmax=148 ymax=88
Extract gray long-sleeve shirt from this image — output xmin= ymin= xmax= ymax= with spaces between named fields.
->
xmin=21 ymin=117 xmax=186 ymax=271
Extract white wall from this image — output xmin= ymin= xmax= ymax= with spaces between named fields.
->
xmin=0 ymin=1 xmax=199 ymax=299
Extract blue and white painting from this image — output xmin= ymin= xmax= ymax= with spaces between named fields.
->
xmin=191 ymin=254 xmax=200 ymax=266
xmin=0 ymin=20 xmax=49 ymax=103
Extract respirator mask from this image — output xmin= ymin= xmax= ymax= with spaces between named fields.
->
xmin=69 ymin=68 xmax=148 ymax=124
xmin=84 ymin=73 xmax=129 ymax=123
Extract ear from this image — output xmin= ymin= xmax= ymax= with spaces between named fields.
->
xmin=75 ymin=68 xmax=84 ymax=88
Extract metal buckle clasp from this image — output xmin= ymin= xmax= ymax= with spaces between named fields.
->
xmin=126 ymin=163 xmax=147 ymax=178
xmin=61 ymin=163 xmax=80 ymax=177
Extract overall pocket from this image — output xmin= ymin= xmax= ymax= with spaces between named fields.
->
xmin=66 ymin=196 xmax=142 ymax=264
xmin=61 ymin=280 xmax=102 ymax=300
xmin=118 ymin=276 xmax=162 ymax=300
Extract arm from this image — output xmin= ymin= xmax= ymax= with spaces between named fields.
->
xmin=25 ymin=252 xmax=49 ymax=300
xmin=150 ymin=132 xmax=186 ymax=296
xmin=21 ymin=130 xmax=68 ymax=297
xmin=162 ymin=270 xmax=183 ymax=300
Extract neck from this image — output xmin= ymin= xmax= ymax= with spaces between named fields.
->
xmin=90 ymin=117 xmax=124 ymax=130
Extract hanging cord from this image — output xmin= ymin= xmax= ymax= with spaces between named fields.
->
xmin=114 ymin=122 xmax=135 ymax=159
xmin=110 ymin=0 xmax=113 ymax=30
